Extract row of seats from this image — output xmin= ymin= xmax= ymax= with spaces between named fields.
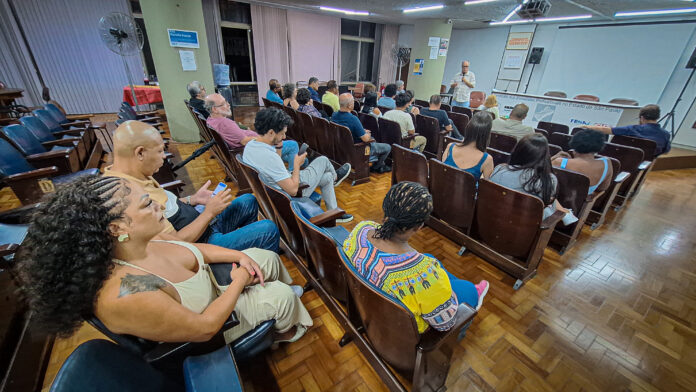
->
xmin=543 ymin=91 xmax=639 ymax=105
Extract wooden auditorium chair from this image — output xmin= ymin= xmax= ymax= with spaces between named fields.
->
xmin=548 ymin=132 xmax=572 ymax=152
xmin=390 ymin=144 xmax=428 ymax=187
xmin=31 ymin=109 xmax=97 ymax=148
xmin=447 ymin=111 xmax=469 ymax=134
xmin=534 ymin=128 xmax=549 ymax=138
xmin=452 ymin=106 xmax=473 ymax=117
xmin=610 ymin=135 xmax=657 ymax=199
xmin=584 ymin=157 xmax=629 ymax=230
xmin=548 ymin=144 xmax=563 ymax=157
xmin=19 ymin=115 xmax=95 ymax=161
xmin=415 ymin=114 xmax=447 ymax=159
xmin=486 ymin=147 xmax=511 ymax=166
xmin=8 ymin=122 xmax=89 ymax=168
xmin=537 ymin=121 xmax=569 ymax=135
xmin=378 ymin=117 xmax=417 ymax=166
xmin=489 ymin=132 xmax=518 ymax=153
xmin=313 ymin=117 xmax=337 ymax=163
xmin=414 ymin=99 xmax=429 ymax=107
xmin=377 ymin=105 xmax=392 ymax=114
xmin=358 ymin=112 xmax=380 ymax=142
xmin=332 ymin=123 xmax=371 ymax=185
xmin=2 ymin=125 xmax=85 ymax=174
xmin=609 ymin=98 xmax=639 ymax=106
xmin=599 ymin=142 xmax=646 ymax=210
xmin=574 ymin=94 xmax=600 ymax=102
xmin=544 ymin=91 xmax=567 ymax=98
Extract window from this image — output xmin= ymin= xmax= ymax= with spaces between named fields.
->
xmin=219 ymin=2 xmax=258 ymax=106
xmin=129 ymin=1 xmax=156 ymax=81
xmin=340 ymin=19 xmax=376 ymax=84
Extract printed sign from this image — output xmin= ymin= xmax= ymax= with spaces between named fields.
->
xmin=506 ymin=32 xmax=533 ymax=50
xmin=179 ymin=50 xmax=197 ymax=71
xmin=429 ymin=46 xmax=439 ymax=60
xmin=168 ymin=29 xmax=199 ymax=48
xmin=439 ymin=38 xmax=449 ymax=57
xmin=428 ymin=36 xmax=440 ymax=46
xmin=413 ymin=59 xmax=425 ymax=75
xmin=504 ymin=55 xmax=523 ymax=69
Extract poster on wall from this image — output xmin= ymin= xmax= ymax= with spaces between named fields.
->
xmin=439 ymin=38 xmax=449 ymax=56
xmin=179 ymin=50 xmax=197 ymax=71
xmin=503 ymin=55 xmax=523 ymax=69
xmin=413 ymin=59 xmax=424 ymax=75
xmin=168 ymin=29 xmax=200 ymax=48
xmin=506 ymin=32 xmax=533 ymax=50
xmin=429 ymin=46 xmax=438 ymax=60
xmin=428 ymin=36 xmax=440 ymax=46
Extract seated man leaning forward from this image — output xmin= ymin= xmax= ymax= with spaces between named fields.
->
xmin=491 ymin=103 xmax=535 ymax=140
xmin=243 ymin=108 xmax=354 ymax=223
xmin=343 ymin=181 xmax=489 ymax=333
xmin=16 ymin=176 xmax=312 ymax=345
xmin=105 ymin=120 xmax=280 ymax=252
xmin=205 ymin=93 xmax=306 ymax=171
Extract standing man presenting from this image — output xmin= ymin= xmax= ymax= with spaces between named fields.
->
xmin=450 ymin=60 xmax=476 ymax=108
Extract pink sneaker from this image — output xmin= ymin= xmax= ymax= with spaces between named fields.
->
xmin=474 ymin=280 xmax=489 ymax=310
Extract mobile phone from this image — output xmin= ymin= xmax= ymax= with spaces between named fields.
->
xmin=212 ymin=182 xmax=227 ymax=196
xmin=298 ymin=143 xmax=309 ymax=156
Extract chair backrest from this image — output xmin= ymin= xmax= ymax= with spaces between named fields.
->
xmin=201 ymin=116 xmax=241 ymax=183
xmin=534 ymin=128 xmax=549 ymax=138
xmin=321 ymin=102 xmax=334 ymax=117
xmin=33 ymin=109 xmax=63 ymax=132
xmin=312 ymin=100 xmax=323 ymax=113
xmin=281 ymin=106 xmax=298 ymax=141
xmin=294 ymin=110 xmax=313 ymax=147
xmin=447 ymin=111 xmax=469 ymax=134
xmin=45 ymin=103 xmax=68 ymax=123
xmin=609 ymin=98 xmax=638 ymax=106
xmin=475 ymin=179 xmax=545 ymax=259
xmin=452 ymin=105 xmax=472 ymax=117
xmin=414 ymin=99 xmax=429 ymax=107
xmin=548 ymin=133 xmax=572 ymax=152
xmin=610 ymin=135 xmax=657 ymax=161
xmin=314 ymin=117 xmax=335 ymax=161
xmin=235 ymin=155 xmax=277 ymax=223
xmin=377 ymin=105 xmax=392 ymax=114
xmin=543 ymin=91 xmax=567 ymax=98
xmin=488 ymin=132 xmax=517 ymax=153
xmin=415 ymin=114 xmax=441 ymax=157
xmin=377 ymin=117 xmax=406 ymax=147
xmin=353 ymin=83 xmax=364 ymax=95
xmin=259 ymin=177 xmax=307 ymax=258
xmin=49 ymin=340 xmax=180 ymax=392
xmin=2 ymin=124 xmax=47 ymax=155
xmin=261 ymin=97 xmax=271 ymax=107
xmin=429 ymin=158 xmax=477 ymax=233
xmin=0 ymin=138 xmax=35 ymax=176
xmin=331 ymin=123 xmax=357 ymax=163
xmin=536 ymin=121 xmax=569 ymax=135
xmin=353 ymin=100 xmax=361 ymax=112
xmin=469 ymin=91 xmax=486 ymax=108
xmin=19 ymin=116 xmax=57 ymax=143
xmin=290 ymin=201 xmax=348 ymax=302
xmin=358 ymin=113 xmax=380 ymax=142
xmin=574 ymin=94 xmax=600 ymax=102
xmin=553 ymin=167 xmax=590 ymax=217
xmin=338 ymin=249 xmax=421 ymax=374
xmin=548 ymin=144 xmax=562 ymax=157
xmin=486 ymin=147 xmax=510 ymax=166
xmin=439 ymin=103 xmax=450 ymax=112
xmin=391 ymin=144 xmax=428 ymax=187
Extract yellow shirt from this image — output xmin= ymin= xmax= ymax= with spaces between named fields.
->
xmin=322 ymin=91 xmax=340 ymax=112
xmin=103 ymin=166 xmax=175 ymax=233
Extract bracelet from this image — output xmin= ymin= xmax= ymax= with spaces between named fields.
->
xmin=185 ymin=195 xmax=192 ymax=205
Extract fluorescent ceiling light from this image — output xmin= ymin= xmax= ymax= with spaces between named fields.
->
xmin=535 ymin=14 xmax=592 ymax=22
xmin=489 ymin=19 xmax=532 ymax=25
xmin=403 ymin=5 xmax=444 ymax=13
xmin=465 ymin=0 xmax=499 ymax=5
xmin=319 ymin=6 xmax=369 ymax=15
xmin=615 ymin=8 xmax=696 ymax=17
xmin=502 ymin=4 xmax=522 ymax=22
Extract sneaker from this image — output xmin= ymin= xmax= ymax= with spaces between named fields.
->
xmin=336 ymin=213 xmax=354 ymax=223
xmin=562 ymin=209 xmax=579 ymax=226
xmin=475 ymin=280 xmax=489 ymax=310
xmin=290 ymin=285 xmax=304 ymax=298
xmin=334 ymin=163 xmax=351 ymax=186
xmin=378 ymin=165 xmax=392 ymax=173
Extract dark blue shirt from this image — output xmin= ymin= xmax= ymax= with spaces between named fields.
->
xmin=308 ymin=87 xmax=321 ymax=103
xmin=420 ymin=108 xmax=451 ymax=131
xmin=332 ymin=111 xmax=365 ymax=143
xmin=612 ymin=123 xmax=671 ymax=156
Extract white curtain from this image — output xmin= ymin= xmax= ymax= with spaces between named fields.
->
xmin=202 ymin=0 xmax=224 ymax=67
xmin=286 ymin=10 xmax=340 ymax=84
xmin=10 ymin=0 xmax=144 ymax=114
xmin=378 ymin=24 xmax=399 ymax=86
xmin=250 ymin=4 xmax=289 ymax=104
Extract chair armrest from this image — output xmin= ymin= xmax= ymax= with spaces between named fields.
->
xmin=66 ymin=114 xmax=93 ymax=120
xmin=291 ymin=183 xmax=310 ymax=197
xmin=137 ymin=110 xmax=160 ymax=117
xmin=52 ymin=129 xmax=85 ymax=137
xmin=61 ymin=120 xmax=90 ymax=127
xmin=353 ymin=140 xmax=372 ymax=147
xmin=540 ymin=210 xmax=565 ymax=230
xmin=161 ymin=180 xmax=185 ymax=196
xmin=5 ymin=166 xmax=60 ymax=181
xmin=585 ymin=189 xmax=604 ymax=203
xmin=42 ymin=139 xmax=80 ymax=147
xmin=417 ymin=303 xmax=476 ymax=352
xmin=638 ymin=160 xmax=651 ymax=170
xmin=60 ymin=123 xmax=87 ymax=129
xmin=0 ymin=203 xmax=40 ymax=223
xmin=614 ymin=171 xmax=630 ymax=184
xmin=0 ymin=244 xmax=20 ymax=258
xmin=403 ymin=134 xmax=417 ymax=141
xmin=26 ymin=147 xmax=74 ymax=160
xmin=138 ymin=116 xmax=161 ymax=123
xmin=310 ymin=208 xmax=346 ymax=227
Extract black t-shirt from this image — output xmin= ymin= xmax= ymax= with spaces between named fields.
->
xmin=168 ymin=199 xmax=213 ymax=242
xmin=420 ymin=108 xmax=451 ymax=131
xmin=189 ymin=98 xmax=210 ymax=118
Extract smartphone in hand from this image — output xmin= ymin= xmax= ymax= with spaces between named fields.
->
xmin=298 ymin=143 xmax=309 ymax=156
xmin=195 ymin=182 xmax=228 ymax=213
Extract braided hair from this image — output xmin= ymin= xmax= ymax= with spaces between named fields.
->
xmin=15 ymin=176 xmax=132 ymax=337
xmin=373 ymin=182 xmax=433 ymax=240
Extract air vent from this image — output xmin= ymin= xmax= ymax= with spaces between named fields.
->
xmin=517 ymin=0 xmax=551 ymax=19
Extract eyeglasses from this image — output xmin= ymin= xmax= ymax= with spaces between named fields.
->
xmin=214 ymin=102 xmax=230 ymax=108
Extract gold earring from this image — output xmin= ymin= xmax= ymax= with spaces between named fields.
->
xmin=118 ymin=234 xmax=130 ymax=242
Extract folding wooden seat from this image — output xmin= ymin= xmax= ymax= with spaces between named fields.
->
xmin=548 ymin=132 xmax=572 ymax=152
xmin=11 ymin=121 xmax=88 ymax=166
xmin=452 ymin=106 xmax=472 ymax=117
xmin=534 ymin=128 xmax=549 ymax=138
xmin=548 ymin=144 xmax=562 ymax=157
xmin=549 ymin=168 xmax=604 ymax=254
xmin=599 ymin=142 xmax=645 ymax=210
xmin=377 ymin=105 xmax=392 ymax=114
xmin=235 ymin=155 xmax=278 ymax=223
xmin=574 ymin=94 xmax=600 ymax=102
xmin=321 ymin=102 xmax=334 ymax=117
xmin=610 ymin=135 xmax=656 ymax=199
xmin=391 ymin=144 xmax=428 ymax=187
xmin=489 ymin=132 xmax=517 ymax=153
xmin=378 ymin=117 xmax=416 ymax=157
xmin=358 ymin=112 xmax=380 ymax=143
xmin=486 ymin=147 xmax=511 ymax=166
xmin=313 ymin=117 xmax=336 ymax=162
xmin=440 ymin=103 xmax=451 ymax=112
xmin=415 ymin=114 xmax=446 ymax=159
xmin=261 ymin=97 xmax=271 ymax=107
xmin=295 ymin=110 xmax=314 ymax=150
xmin=414 ymin=99 xmax=429 ymax=107
xmin=544 ymin=91 xmax=567 ymax=98
xmin=585 ymin=157 xmax=629 ymax=230
xmin=427 ymin=159 xmax=478 ymax=254
xmin=312 ymin=99 xmax=323 ymax=113
xmin=609 ymin=98 xmax=639 ymax=106
xmin=338 ymin=249 xmax=477 ymax=392
xmin=332 ymin=123 xmax=370 ymax=185
xmin=472 ymin=180 xmax=565 ymax=289
xmin=537 ymin=121 xmax=569 ymax=135
xmin=280 ymin=106 xmax=298 ymax=141
xmin=447 ymin=111 xmax=469 ymax=135
xmin=21 ymin=115 xmax=95 ymax=159
xmin=2 ymin=125 xmax=84 ymax=174
xmin=30 ymin=109 xmax=97 ymax=149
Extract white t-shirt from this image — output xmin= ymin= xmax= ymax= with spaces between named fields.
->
xmin=383 ymin=109 xmax=415 ymax=137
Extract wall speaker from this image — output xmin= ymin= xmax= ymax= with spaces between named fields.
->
xmin=687 ymin=47 xmax=696 ymax=69
xmin=528 ymin=47 xmax=544 ymax=64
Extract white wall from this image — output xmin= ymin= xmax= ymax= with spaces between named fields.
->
xmin=398 ymin=24 xmax=413 ymax=48
xmin=443 ymin=27 xmax=509 ymax=94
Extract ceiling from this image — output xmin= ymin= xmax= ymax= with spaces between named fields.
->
xmin=248 ymin=0 xmax=696 ymax=29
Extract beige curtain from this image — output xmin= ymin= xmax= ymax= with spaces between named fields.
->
xmin=378 ymin=24 xmax=399 ymax=86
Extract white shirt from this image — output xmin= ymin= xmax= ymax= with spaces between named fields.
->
xmin=450 ymin=71 xmax=476 ymax=103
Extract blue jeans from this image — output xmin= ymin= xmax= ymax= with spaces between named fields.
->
xmin=280 ymin=140 xmax=308 ymax=171
xmin=451 ymin=100 xmax=470 ymax=108
xmin=207 ymin=193 xmax=280 ymax=252
xmin=370 ymin=142 xmax=391 ymax=168
xmin=444 ymin=268 xmax=478 ymax=308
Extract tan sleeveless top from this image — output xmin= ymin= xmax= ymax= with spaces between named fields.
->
xmin=113 ymin=241 xmax=220 ymax=313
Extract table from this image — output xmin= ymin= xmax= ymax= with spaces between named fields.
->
xmin=123 ymin=85 xmax=162 ymax=106
xmin=493 ymin=90 xmax=641 ymax=129
xmin=0 ymin=88 xmax=24 ymax=106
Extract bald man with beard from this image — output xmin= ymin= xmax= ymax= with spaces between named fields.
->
xmin=104 ymin=120 xmax=280 ymax=252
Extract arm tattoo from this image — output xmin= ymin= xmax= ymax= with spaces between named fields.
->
xmin=118 ymin=273 xmax=167 ymax=298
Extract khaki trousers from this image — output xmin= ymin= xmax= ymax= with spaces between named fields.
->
xmin=411 ymin=135 xmax=427 ymax=153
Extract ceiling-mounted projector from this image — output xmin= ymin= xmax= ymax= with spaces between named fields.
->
xmin=517 ymin=0 xmax=551 ymax=19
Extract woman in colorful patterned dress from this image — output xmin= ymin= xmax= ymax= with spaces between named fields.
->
xmin=343 ymin=181 xmax=488 ymax=333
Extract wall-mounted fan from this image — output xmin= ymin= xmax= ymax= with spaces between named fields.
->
xmin=98 ymin=12 xmax=144 ymax=106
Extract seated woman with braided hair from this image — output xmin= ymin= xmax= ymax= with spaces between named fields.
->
xmin=15 ymin=176 xmax=312 ymax=344
xmin=343 ymin=182 xmax=489 ymax=333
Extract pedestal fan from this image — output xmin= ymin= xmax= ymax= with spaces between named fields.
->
xmin=98 ymin=12 xmax=144 ymax=107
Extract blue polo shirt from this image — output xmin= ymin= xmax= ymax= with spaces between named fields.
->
xmin=331 ymin=111 xmax=365 ymax=143
xmin=266 ymin=90 xmax=283 ymax=104
xmin=612 ymin=123 xmax=671 ymax=157
xmin=377 ymin=96 xmax=396 ymax=109
xmin=242 ymin=140 xmax=289 ymax=188
xmin=308 ymin=87 xmax=321 ymax=102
